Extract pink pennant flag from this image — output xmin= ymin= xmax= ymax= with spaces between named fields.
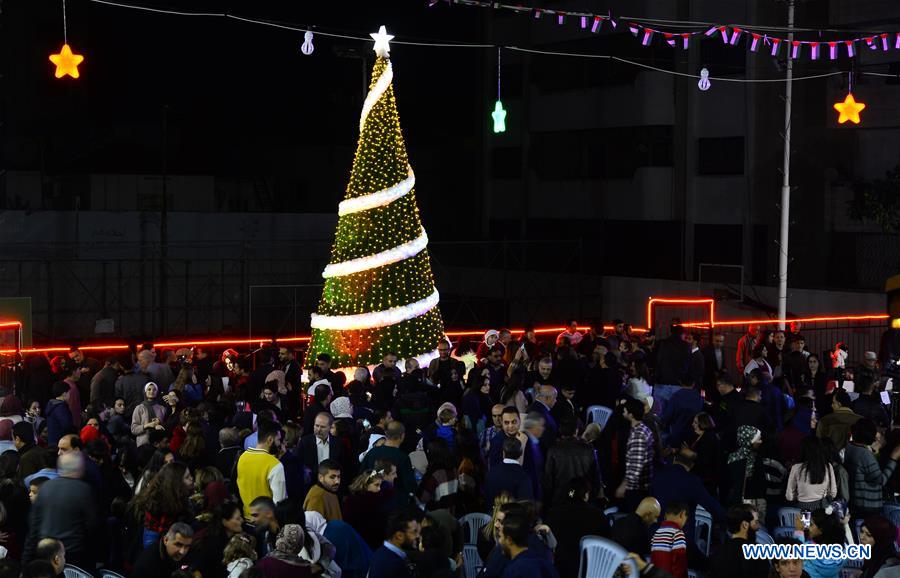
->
xmin=664 ymin=33 xmax=676 ymax=48
xmin=730 ymin=27 xmax=743 ymax=45
xmin=641 ymin=28 xmax=654 ymax=46
xmin=828 ymin=41 xmax=838 ymax=60
xmin=580 ymin=16 xmax=587 ymax=29
xmin=881 ymin=33 xmax=890 ymax=50
xmin=719 ymin=26 xmax=729 ymax=43
xmin=533 ymin=9 xmax=541 ymax=19
xmin=845 ymin=40 xmax=855 ymax=57
xmin=591 ymin=16 xmax=602 ymax=33
xmin=896 ymin=33 xmax=900 ymax=49
xmin=791 ymin=40 xmax=801 ymax=59
xmin=557 ymin=12 xmax=565 ymax=25
xmin=810 ymin=42 xmax=820 ymax=60
xmin=704 ymin=26 xmax=718 ymax=37
xmin=750 ymin=33 xmax=761 ymax=52
xmin=864 ymin=37 xmax=877 ymax=50
xmin=681 ymin=33 xmax=690 ymax=50
xmin=770 ymin=37 xmax=782 ymax=56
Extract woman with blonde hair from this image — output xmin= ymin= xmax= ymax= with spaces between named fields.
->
xmin=477 ymin=492 xmax=513 ymax=561
xmin=223 ymin=533 xmax=257 ymax=578
xmin=342 ymin=469 xmax=392 ymax=550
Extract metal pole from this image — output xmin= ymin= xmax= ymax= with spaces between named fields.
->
xmin=777 ymin=0 xmax=795 ymax=330
xmin=160 ymin=104 xmax=169 ymax=336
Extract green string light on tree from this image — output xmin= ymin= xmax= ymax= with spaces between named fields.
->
xmin=307 ymin=26 xmax=446 ymax=368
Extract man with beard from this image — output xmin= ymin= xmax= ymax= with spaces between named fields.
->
xmin=427 ymin=339 xmax=465 ymax=386
xmin=236 ymin=418 xmax=285 ymax=519
xmin=498 ymin=510 xmax=560 ymax=578
xmin=369 ymin=510 xmax=421 ymax=578
xmin=303 ymin=459 xmax=343 ymax=522
xmin=709 ymin=505 xmax=768 ymax=578
xmin=131 ymin=523 xmax=194 ymax=578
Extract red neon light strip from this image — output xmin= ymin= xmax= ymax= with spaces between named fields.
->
xmin=0 ymin=324 xmax=649 ymax=355
xmin=0 ymin=310 xmax=889 ymax=356
xmin=710 ymin=314 xmax=889 ymax=327
xmin=646 ymin=297 xmax=715 ymax=330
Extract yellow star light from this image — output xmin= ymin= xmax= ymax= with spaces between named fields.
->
xmin=49 ymin=44 xmax=84 ymax=79
xmin=833 ymin=93 xmax=865 ymax=124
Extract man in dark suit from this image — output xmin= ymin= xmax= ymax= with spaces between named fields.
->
xmin=299 ymin=412 xmax=343 ymax=480
xmin=485 ymin=437 xmax=534 ymax=507
xmin=650 ymin=449 xmax=725 ymax=551
xmin=701 ymin=333 xmax=727 ymax=399
xmin=302 ymin=383 xmax=332 ymax=436
xmin=654 ymin=325 xmax=691 ymax=386
xmin=689 ymin=333 xmax=706 ymax=393
xmin=610 ymin=497 xmax=661 ymax=559
xmin=732 ymin=386 xmax=771 ymax=438
xmin=488 ymin=407 xmax=541 ymax=498
xmin=550 ymin=383 xmax=577 ymax=426
xmin=368 ymin=510 xmax=420 ymax=578
xmin=526 ymin=384 xmax=558 ymax=453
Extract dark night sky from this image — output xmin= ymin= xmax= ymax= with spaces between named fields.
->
xmin=3 ymin=1 xmax=487 ymax=230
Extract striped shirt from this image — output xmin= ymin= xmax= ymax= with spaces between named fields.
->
xmin=651 ymin=521 xmax=687 ymax=578
xmin=625 ymin=421 xmax=655 ymax=491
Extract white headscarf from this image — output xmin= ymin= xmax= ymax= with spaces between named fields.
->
xmin=358 ymin=433 xmax=386 ymax=463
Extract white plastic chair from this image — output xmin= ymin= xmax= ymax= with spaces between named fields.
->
xmin=773 ymin=526 xmax=795 ymax=539
xmin=64 ymin=566 xmax=93 ymax=578
xmin=694 ymin=506 xmax=713 ymax=557
xmin=778 ymin=507 xmax=802 ymax=529
xmin=459 ymin=512 xmax=492 ymax=545
xmin=100 ymin=571 xmax=126 ymax=578
xmin=586 ymin=406 xmax=613 ymax=430
xmin=579 ymin=535 xmax=635 ymax=578
xmin=462 ymin=544 xmax=483 ymax=578
xmin=756 ymin=528 xmax=774 ymax=544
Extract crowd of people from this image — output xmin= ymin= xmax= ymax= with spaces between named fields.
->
xmin=0 ymin=318 xmax=897 ymax=578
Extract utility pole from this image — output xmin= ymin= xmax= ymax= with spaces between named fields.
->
xmin=777 ymin=0 xmax=795 ymax=329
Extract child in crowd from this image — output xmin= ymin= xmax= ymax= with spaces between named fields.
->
xmin=223 ymin=533 xmax=258 ymax=578
xmin=650 ymin=501 xmax=689 ymax=578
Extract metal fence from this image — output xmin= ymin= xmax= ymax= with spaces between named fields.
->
xmin=0 ymin=239 xmax=592 ymax=343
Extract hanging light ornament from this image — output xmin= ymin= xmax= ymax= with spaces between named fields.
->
xmin=49 ymin=0 xmax=83 ymax=79
xmin=834 ymin=73 xmax=865 ymax=124
xmin=301 ymin=29 xmax=315 ymax=55
xmin=492 ymin=47 xmax=507 ymax=133
xmin=697 ymin=68 xmax=711 ymax=91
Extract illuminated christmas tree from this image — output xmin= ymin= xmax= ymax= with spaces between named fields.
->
xmin=308 ymin=26 xmax=445 ymax=368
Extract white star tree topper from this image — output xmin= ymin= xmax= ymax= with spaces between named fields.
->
xmin=371 ymin=25 xmax=394 ymax=58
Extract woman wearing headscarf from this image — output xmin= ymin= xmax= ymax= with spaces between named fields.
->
xmin=255 ymin=524 xmax=314 ymax=578
xmin=727 ymin=425 xmax=768 ymax=517
xmin=130 ymin=382 xmax=167 ymax=447
xmin=323 ymin=520 xmax=373 ymax=578
xmin=859 ymin=515 xmax=900 ymax=578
